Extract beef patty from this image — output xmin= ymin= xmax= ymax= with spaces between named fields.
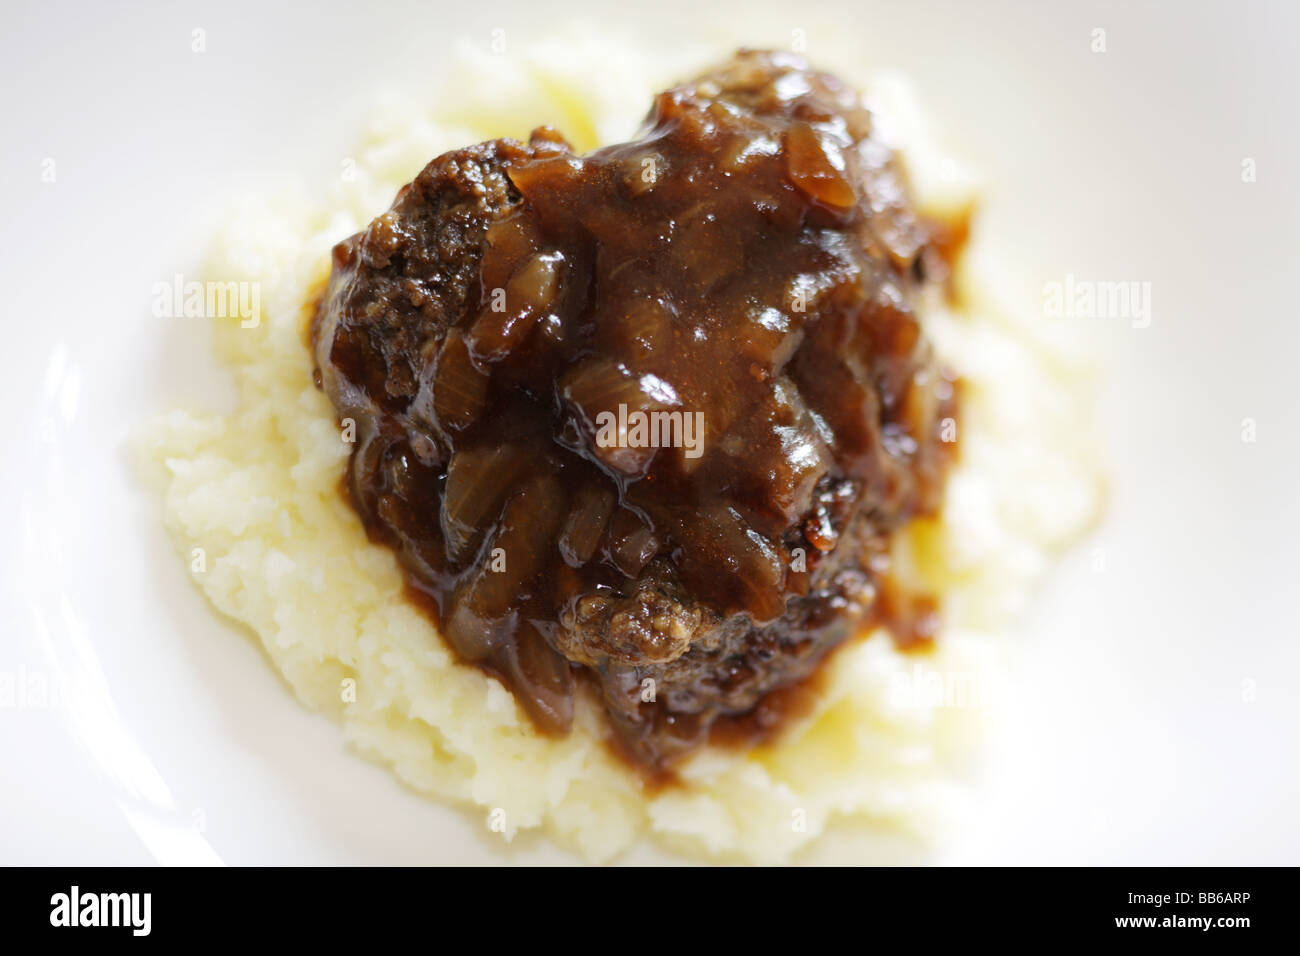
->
xmin=311 ymin=50 xmax=958 ymax=768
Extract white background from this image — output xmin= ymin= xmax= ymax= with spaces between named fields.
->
xmin=1 ymin=0 xmax=1297 ymax=864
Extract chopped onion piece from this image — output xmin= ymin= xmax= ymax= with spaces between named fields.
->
xmin=432 ymin=329 xmax=488 ymax=432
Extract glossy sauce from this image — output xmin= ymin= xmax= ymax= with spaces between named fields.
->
xmin=310 ymin=51 xmax=962 ymax=769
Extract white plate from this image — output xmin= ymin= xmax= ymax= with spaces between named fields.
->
xmin=3 ymin=0 xmax=1298 ymax=865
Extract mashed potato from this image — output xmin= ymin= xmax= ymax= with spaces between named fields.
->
xmin=134 ymin=36 xmax=1102 ymax=863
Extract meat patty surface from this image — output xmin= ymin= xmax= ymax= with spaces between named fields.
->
xmin=311 ymin=50 xmax=958 ymax=767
